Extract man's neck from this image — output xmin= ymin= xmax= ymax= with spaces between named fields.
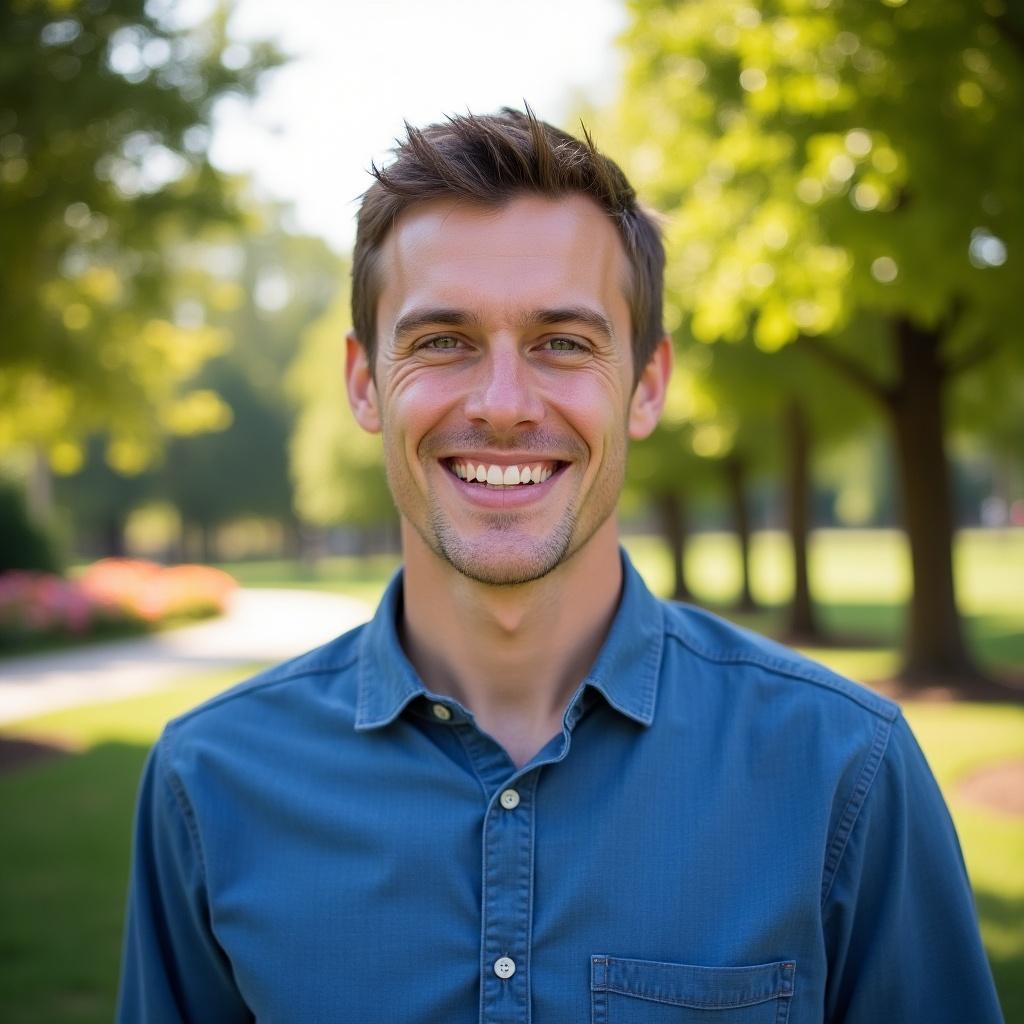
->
xmin=400 ymin=519 xmax=623 ymax=768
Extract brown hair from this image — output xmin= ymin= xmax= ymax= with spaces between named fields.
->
xmin=351 ymin=107 xmax=665 ymax=383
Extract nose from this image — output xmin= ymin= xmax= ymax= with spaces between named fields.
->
xmin=463 ymin=345 xmax=545 ymax=432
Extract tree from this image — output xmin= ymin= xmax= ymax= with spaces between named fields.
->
xmin=625 ymin=349 xmax=714 ymax=602
xmin=158 ymin=223 xmax=343 ymax=559
xmin=615 ymin=0 xmax=1023 ymax=688
xmin=54 ymin=216 xmax=345 ymax=560
xmin=0 ymin=0 xmax=280 ymax=477
xmin=703 ymin=337 xmax=875 ymax=637
xmin=288 ymin=291 xmax=396 ymax=537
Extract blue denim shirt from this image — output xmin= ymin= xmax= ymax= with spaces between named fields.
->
xmin=118 ymin=554 xmax=1003 ymax=1023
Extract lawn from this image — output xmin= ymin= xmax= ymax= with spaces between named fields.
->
xmin=214 ymin=552 xmax=400 ymax=608
xmin=2 ymin=529 xmax=1022 ymax=1022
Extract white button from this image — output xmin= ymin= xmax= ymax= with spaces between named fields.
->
xmin=499 ymin=788 xmax=520 ymax=810
xmin=493 ymin=956 xmax=516 ymax=979
xmin=431 ymin=703 xmax=452 ymax=721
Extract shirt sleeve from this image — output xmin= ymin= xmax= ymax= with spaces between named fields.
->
xmin=116 ymin=736 xmax=252 ymax=1023
xmin=822 ymin=713 xmax=1004 ymax=1023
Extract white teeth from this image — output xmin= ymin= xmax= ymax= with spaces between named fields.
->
xmin=451 ymin=460 xmax=558 ymax=486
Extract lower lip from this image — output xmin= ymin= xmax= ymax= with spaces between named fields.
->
xmin=441 ymin=464 xmax=566 ymax=509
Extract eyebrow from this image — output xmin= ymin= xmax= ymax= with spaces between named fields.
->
xmin=525 ymin=306 xmax=615 ymax=341
xmin=393 ymin=308 xmax=482 ymax=340
xmin=392 ymin=305 xmax=615 ymax=342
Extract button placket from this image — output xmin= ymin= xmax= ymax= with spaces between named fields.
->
xmin=480 ymin=772 xmax=536 ymax=1023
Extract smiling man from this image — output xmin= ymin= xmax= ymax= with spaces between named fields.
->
xmin=118 ymin=110 xmax=1003 ymax=1023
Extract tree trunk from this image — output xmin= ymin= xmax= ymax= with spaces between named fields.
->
xmin=26 ymin=448 xmax=54 ymax=526
xmin=784 ymin=399 xmax=823 ymax=642
xmin=198 ymin=521 xmax=217 ymax=564
xmin=724 ymin=454 xmax=757 ymax=612
xmin=654 ymin=490 xmax=691 ymax=601
xmin=100 ymin=514 xmax=127 ymax=558
xmin=888 ymin=318 xmax=979 ymax=684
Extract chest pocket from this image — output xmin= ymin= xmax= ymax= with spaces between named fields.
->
xmin=591 ymin=956 xmax=795 ymax=1024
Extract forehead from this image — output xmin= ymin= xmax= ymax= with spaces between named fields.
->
xmin=375 ymin=194 xmax=632 ymax=334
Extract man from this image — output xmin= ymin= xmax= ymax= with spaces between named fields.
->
xmin=118 ymin=110 xmax=1003 ymax=1022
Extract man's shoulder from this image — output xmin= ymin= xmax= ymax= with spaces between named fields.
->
xmin=160 ymin=623 xmax=367 ymax=752
xmin=658 ymin=598 xmax=900 ymax=724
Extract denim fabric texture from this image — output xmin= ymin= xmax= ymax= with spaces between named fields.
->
xmin=117 ymin=553 xmax=1003 ymax=1023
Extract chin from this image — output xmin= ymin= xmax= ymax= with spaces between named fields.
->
xmin=430 ymin=519 xmax=576 ymax=587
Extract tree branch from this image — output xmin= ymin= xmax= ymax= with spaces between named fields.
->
xmin=796 ymin=335 xmax=894 ymax=409
xmin=943 ymin=336 xmax=1002 ymax=378
xmin=991 ymin=12 xmax=1024 ymax=61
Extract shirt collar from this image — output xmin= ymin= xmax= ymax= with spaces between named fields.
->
xmin=355 ymin=549 xmax=664 ymax=731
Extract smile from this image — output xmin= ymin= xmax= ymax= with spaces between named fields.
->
xmin=446 ymin=459 xmax=563 ymax=488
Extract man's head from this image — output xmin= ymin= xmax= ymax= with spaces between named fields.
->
xmin=351 ymin=107 xmax=665 ymax=383
xmin=346 ymin=109 xmax=671 ymax=587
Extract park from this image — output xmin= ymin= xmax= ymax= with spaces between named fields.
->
xmin=1 ymin=0 xmax=1022 ymax=1021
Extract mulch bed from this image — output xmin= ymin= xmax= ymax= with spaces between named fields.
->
xmin=871 ymin=672 xmax=1024 ymax=705
xmin=957 ymin=760 xmax=1024 ymax=818
xmin=0 ymin=735 xmax=74 ymax=775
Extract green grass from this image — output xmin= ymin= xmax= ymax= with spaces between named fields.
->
xmin=0 ymin=669 xmax=265 ymax=1024
xmin=623 ymin=528 xmax=1024 ymax=683
xmin=2 ymin=530 xmax=1022 ymax=1021
xmin=903 ymin=702 xmax=1024 ymax=1023
xmin=213 ymin=552 xmax=400 ymax=607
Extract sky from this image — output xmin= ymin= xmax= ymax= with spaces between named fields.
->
xmin=208 ymin=0 xmax=628 ymax=252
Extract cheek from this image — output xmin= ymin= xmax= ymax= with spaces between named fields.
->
xmin=547 ymin=378 xmax=627 ymax=448
xmin=383 ymin=378 xmax=459 ymax=451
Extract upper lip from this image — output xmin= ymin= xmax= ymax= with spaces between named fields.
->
xmin=443 ymin=453 xmax=567 ymax=465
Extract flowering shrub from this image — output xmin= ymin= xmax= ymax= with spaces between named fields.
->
xmin=0 ymin=573 xmax=105 ymax=638
xmin=0 ymin=560 xmax=236 ymax=648
xmin=78 ymin=559 xmax=236 ymax=624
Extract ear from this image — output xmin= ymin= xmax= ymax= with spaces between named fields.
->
xmin=345 ymin=332 xmax=381 ymax=433
xmin=628 ymin=335 xmax=673 ymax=440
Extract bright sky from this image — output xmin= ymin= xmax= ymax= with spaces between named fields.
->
xmin=209 ymin=0 xmax=627 ymax=252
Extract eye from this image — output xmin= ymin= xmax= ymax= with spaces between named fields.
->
xmin=418 ymin=334 xmax=463 ymax=352
xmin=541 ymin=336 xmax=589 ymax=354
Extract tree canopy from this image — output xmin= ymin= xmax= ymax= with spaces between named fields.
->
xmin=617 ymin=0 xmax=1020 ymax=357
xmin=611 ymin=0 xmax=1023 ymax=685
xmin=0 ymin=0 xmax=281 ymax=473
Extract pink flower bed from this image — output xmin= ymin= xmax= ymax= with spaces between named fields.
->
xmin=0 ymin=560 xmax=236 ymax=643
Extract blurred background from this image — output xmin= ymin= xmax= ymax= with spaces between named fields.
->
xmin=1 ymin=0 xmax=1021 ymax=1021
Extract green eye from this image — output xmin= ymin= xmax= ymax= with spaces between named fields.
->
xmin=423 ymin=336 xmax=459 ymax=350
xmin=547 ymin=337 xmax=585 ymax=352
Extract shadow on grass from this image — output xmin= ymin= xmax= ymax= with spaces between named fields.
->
xmin=0 ymin=741 xmax=148 ymax=1024
xmin=975 ymin=888 xmax=1024 ymax=1024
xmin=690 ymin=598 xmax=1024 ymax=701
xmin=693 ymin=598 xmax=905 ymax=647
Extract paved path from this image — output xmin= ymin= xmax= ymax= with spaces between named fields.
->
xmin=0 ymin=589 xmax=373 ymax=726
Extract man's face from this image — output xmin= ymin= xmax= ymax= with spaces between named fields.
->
xmin=348 ymin=194 xmax=666 ymax=586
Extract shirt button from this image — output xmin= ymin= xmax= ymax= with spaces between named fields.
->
xmin=431 ymin=703 xmax=452 ymax=721
xmin=493 ymin=956 xmax=516 ymax=979
xmin=499 ymin=788 xmax=520 ymax=810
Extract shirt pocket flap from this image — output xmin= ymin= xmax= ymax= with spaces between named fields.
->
xmin=590 ymin=956 xmax=796 ymax=1009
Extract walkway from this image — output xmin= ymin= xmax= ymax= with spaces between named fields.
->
xmin=0 ymin=589 xmax=373 ymax=726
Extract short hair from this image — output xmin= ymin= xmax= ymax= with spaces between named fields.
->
xmin=351 ymin=107 xmax=665 ymax=383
